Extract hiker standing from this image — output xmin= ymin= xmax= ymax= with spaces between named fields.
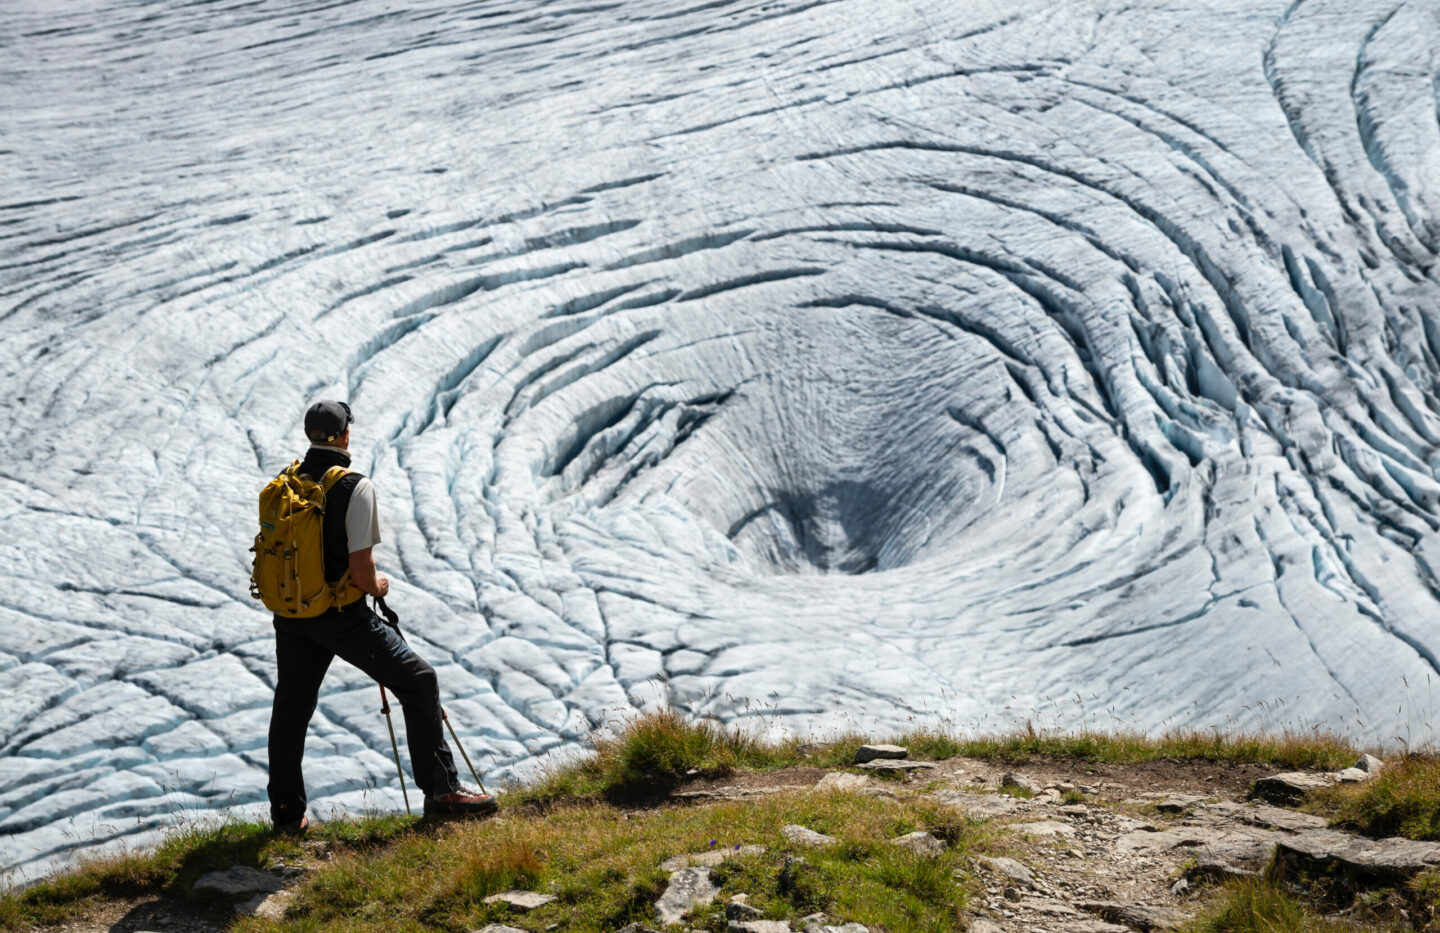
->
xmin=254 ymin=399 xmax=496 ymax=833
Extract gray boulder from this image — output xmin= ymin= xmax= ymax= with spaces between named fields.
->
xmin=1000 ymin=772 xmax=1041 ymax=794
xmin=1355 ymin=753 xmax=1385 ymax=774
xmin=783 ymin=824 xmax=837 ymax=847
xmin=974 ymin=855 xmax=1037 ymax=889
xmin=854 ymin=744 xmax=908 ymax=763
xmin=656 ymin=866 xmax=719 ymax=925
xmin=1248 ymin=772 xmax=1335 ymax=805
xmin=1275 ymin=829 xmax=1440 ymax=882
xmin=890 ymin=831 xmax=945 ymax=857
xmin=660 ymin=845 xmax=766 ymax=871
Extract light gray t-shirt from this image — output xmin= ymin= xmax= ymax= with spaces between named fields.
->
xmin=345 ymin=476 xmax=382 ymax=553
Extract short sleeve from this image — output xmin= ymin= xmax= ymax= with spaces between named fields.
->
xmin=345 ymin=477 xmax=382 ymax=553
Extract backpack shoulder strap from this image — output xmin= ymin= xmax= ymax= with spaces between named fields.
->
xmin=320 ymin=465 xmax=351 ymax=495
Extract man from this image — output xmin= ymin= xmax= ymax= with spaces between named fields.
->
xmin=266 ymin=399 xmax=496 ymax=833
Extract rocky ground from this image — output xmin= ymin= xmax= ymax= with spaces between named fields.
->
xmin=29 ymin=749 xmax=1433 ymax=932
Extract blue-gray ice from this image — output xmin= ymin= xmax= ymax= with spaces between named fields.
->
xmin=3 ymin=0 xmax=1439 ymax=877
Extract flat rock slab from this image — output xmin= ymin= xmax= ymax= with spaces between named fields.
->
xmin=235 ymin=890 xmax=291 ymax=920
xmin=474 ymin=926 xmax=528 ymax=933
xmin=805 ymin=924 xmax=867 ymax=933
xmin=1061 ymin=921 xmax=1132 ymax=933
xmin=1012 ymin=821 xmax=1077 ymax=838
xmin=975 ymin=855 xmax=1037 ymax=888
xmin=1155 ymin=795 xmax=1202 ymax=813
xmin=728 ymin=921 xmax=792 ymax=933
xmin=1249 ymin=772 xmax=1335 ymax=805
xmin=660 ymin=845 xmax=766 ymax=871
xmin=967 ymin=921 xmax=1003 ymax=933
xmin=657 ymin=866 xmax=719 ymax=925
xmin=673 ymin=785 xmax=807 ymax=801
xmin=783 ymin=824 xmax=837 ymax=847
xmin=1079 ymin=901 xmax=1188 ymax=931
xmin=615 ymin=925 xmax=662 ymax=933
xmin=890 ymin=831 xmax=945 ymax=857
xmin=483 ymin=890 xmax=556 ymax=910
xmin=855 ymin=759 xmax=935 ymax=772
xmin=854 ymin=744 xmax=907 ymax=763
xmin=1117 ymin=825 xmax=1281 ymax=864
xmin=814 ymin=772 xmax=874 ymax=793
xmin=930 ymin=790 xmax=1021 ymax=819
xmin=1276 ymin=829 xmax=1440 ymax=880
xmin=193 ymin=866 xmax=285 ymax=896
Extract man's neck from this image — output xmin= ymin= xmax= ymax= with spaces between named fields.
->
xmin=308 ymin=444 xmax=352 ymax=462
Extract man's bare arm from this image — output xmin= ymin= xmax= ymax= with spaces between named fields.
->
xmin=347 ymin=547 xmax=390 ymax=598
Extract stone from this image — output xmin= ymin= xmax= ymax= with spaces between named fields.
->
xmin=728 ymin=900 xmax=765 ymax=920
xmin=1023 ymin=897 xmax=1080 ymax=915
xmin=660 ymin=845 xmax=766 ymax=871
xmin=193 ymin=866 xmax=285 ymax=896
xmin=812 ymin=925 xmax=867 ymax=933
xmin=1001 ymin=772 xmax=1041 ymax=794
xmin=967 ymin=921 xmax=1003 ymax=933
xmin=1230 ymin=804 xmax=1328 ymax=833
xmin=1079 ymin=901 xmax=1188 ymax=931
xmin=728 ymin=922 xmax=791 ymax=933
xmin=1355 ymin=753 xmax=1385 ymax=774
xmin=814 ymin=772 xmax=873 ymax=793
xmin=1170 ymin=878 xmax=1189 ymax=896
xmin=783 ymin=824 xmax=837 ymax=847
xmin=1336 ymin=767 xmax=1368 ymax=783
xmin=1274 ymin=828 xmax=1440 ymax=881
xmin=474 ymin=927 xmax=528 ymax=933
xmin=855 ymin=759 xmax=935 ymax=772
xmin=854 ymin=744 xmax=907 ymax=763
xmin=1012 ymin=820 xmax=1076 ymax=838
xmin=1061 ymin=921 xmax=1131 ymax=933
xmin=484 ymin=890 xmax=556 ymax=910
xmin=1155 ymin=795 xmax=1201 ymax=813
xmin=235 ymin=890 xmax=291 ymax=919
xmin=656 ymin=866 xmax=719 ymax=925
xmin=1248 ymin=772 xmax=1335 ymax=805
xmin=975 ymin=856 xmax=1037 ymax=889
xmin=1184 ymin=855 xmax=1256 ymax=883
xmin=1002 ymin=886 xmax=1022 ymax=902
xmin=1058 ymin=804 xmax=1089 ymax=816
xmin=1117 ymin=825 xmax=1280 ymax=864
xmin=614 ymin=925 xmax=661 ymax=933
xmin=930 ymin=790 xmax=1020 ymax=819
xmin=890 ymin=831 xmax=945 ymax=857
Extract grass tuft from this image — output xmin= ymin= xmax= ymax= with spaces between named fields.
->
xmin=1317 ymin=753 xmax=1440 ymax=841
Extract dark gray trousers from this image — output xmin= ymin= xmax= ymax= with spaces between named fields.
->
xmin=267 ymin=599 xmax=458 ymax=824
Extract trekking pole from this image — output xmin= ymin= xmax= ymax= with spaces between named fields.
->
xmin=374 ymin=597 xmax=489 ymax=796
xmin=378 ymin=684 xmax=412 ymax=816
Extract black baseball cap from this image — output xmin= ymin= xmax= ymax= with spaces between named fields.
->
xmin=304 ymin=399 xmax=353 ymax=443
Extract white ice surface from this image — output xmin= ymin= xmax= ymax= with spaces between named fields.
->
xmin=3 ymin=0 xmax=1440 ymax=877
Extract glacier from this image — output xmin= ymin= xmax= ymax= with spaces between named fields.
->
xmin=3 ymin=0 xmax=1440 ymax=878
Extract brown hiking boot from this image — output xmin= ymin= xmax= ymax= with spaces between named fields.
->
xmin=274 ymin=814 xmax=309 ymax=836
xmin=424 ymin=786 xmax=498 ymax=817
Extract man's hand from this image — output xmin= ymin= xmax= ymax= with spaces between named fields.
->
xmin=348 ymin=547 xmax=389 ymax=598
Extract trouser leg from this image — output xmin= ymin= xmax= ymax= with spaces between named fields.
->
xmin=324 ymin=602 xmax=460 ymax=798
xmin=267 ymin=621 xmax=335 ymax=825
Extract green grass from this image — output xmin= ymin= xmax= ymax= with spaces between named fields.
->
xmin=1314 ymin=754 xmax=1440 ymax=841
xmin=514 ymin=711 xmax=1362 ymax=805
xmin=0 ymin=812 xmax=417 ymax=931
xmin=230 ymin=789 xmax=984 ymax=933
xmin=1181 ymin=875 xmax=1402 ymax=932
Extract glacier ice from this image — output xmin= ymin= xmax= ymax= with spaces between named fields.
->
xmin=3 ymin=0 xmax=1440 ymax=877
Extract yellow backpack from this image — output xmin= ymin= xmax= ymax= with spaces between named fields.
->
xmin=249 ymin=462 xmax=361 ymax=618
